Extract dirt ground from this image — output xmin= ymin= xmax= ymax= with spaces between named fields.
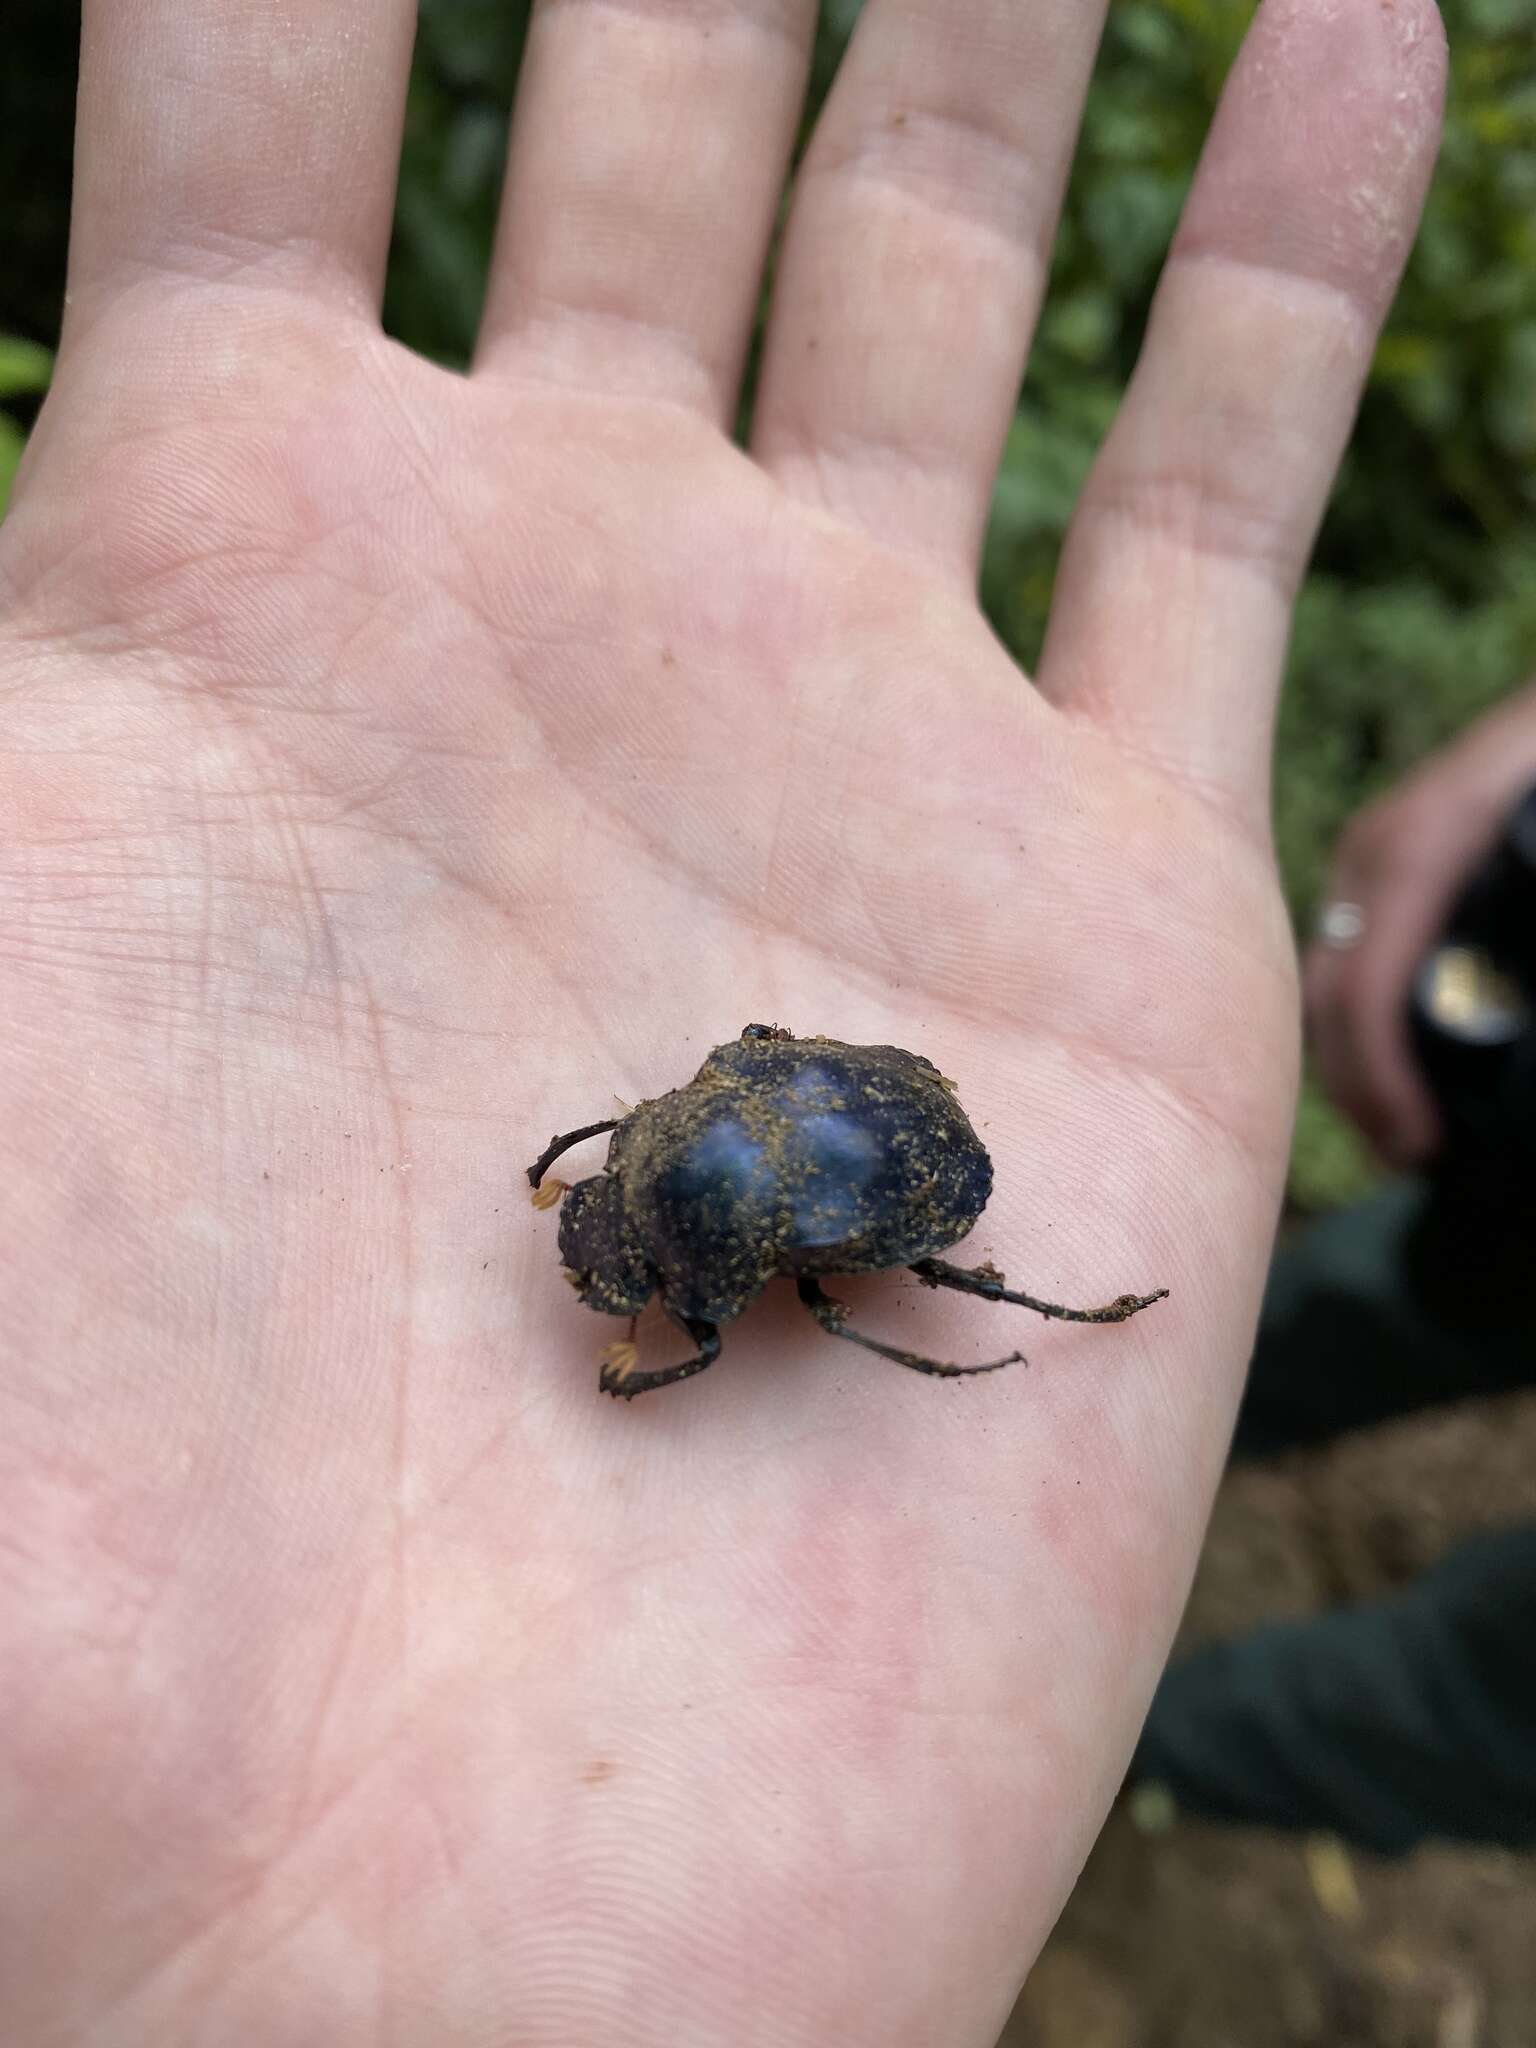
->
xmin=997 ymin=1388 xmax=1536 ymax=2048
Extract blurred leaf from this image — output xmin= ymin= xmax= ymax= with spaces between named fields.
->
xmin=0 ymin=417 xmax=29 ymax=516
xmin=1288 ymin=1076 xmax=1381 ymax=1216
xmin=1127 ymin=1782 xmax=1179 ymax=1835
xmin=1304 ymin=1835 xmax=1363 ymax=1925
xmin=0 ymin=336 xmax=52 ymax=399
xmin=0 ymin=333 xmax=52 ymax=517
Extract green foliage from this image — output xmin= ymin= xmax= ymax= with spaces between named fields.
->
xmin=0 ymin=336 xmax=53 ymax=513
xmin=385 ymin=3 xmax=528 ymax=361
xmin=6 ymin=1 xmax=1536 ymax=1210
xmin=1289 ymin=1073 xmax=1380 ymax=1214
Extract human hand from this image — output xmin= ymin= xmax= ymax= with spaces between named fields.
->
xmin=0 ymin=2 xmax=1442 ymax=2042
xmin=1306 ymin=678 xmax=1536 ymax=1167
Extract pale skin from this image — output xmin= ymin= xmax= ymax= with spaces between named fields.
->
xmin=0 ymin=2 xmax=1443 ymax=2042
xmin=1307 ymin=675 xmax=1536 ymax=1166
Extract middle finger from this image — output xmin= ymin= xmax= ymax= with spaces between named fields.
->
xmin=476 ymin=0 xmax=817 ymax=420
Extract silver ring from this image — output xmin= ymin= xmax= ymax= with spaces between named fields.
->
xmin=1316 ymin=900 xmax=1367 ymax=950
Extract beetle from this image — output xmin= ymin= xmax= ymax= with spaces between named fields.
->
xmin=528 ymin=1024 xmax=1168 ymax=1398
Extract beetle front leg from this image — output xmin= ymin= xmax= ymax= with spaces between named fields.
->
xmin=599 ymin=1313 xmax=721 ymax=1399
xmin=911 ymin=1258 xmax=1168 ymax=1324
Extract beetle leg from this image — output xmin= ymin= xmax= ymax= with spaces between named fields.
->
xmin=797 ymin=1277 xmax=1022 ymax=1380
xmin=527 ymin=1118 xmax=622 ymax=1191
xmin=911 ymin=1258 xmax=1169 ymax=1324
xmin=599 ymin=1313 xmax=721 ymax=1400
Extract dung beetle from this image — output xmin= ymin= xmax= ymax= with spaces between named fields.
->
xmin=528 ymin=1024 xmax=1168 ymax=1399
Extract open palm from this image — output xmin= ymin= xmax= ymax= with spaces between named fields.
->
xmin=0 ymin=2 xmax=1442 ymax=2042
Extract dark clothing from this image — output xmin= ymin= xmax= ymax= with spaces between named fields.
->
xmin=1234 ymin=1176 xmax=1536 ymax=1457
xmin=1135 ymin=1177 xmax=1536 ymax=1855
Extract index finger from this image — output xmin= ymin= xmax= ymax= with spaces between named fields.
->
xmin=67 ymin=0 xmax=418 ymax=332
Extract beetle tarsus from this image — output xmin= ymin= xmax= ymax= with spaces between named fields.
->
xmin=911 ymin=1258 xmax=1168 ymax=1325
xmin=599 ymin=1313 xmax=721 ymax=1398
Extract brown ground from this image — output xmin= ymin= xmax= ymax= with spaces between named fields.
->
xmin=998 ymin=1389 xmax=1536 ymax=2048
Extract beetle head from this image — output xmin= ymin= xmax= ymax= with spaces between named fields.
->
xmin=557 ymin=1173 xmax=653 ymax=1314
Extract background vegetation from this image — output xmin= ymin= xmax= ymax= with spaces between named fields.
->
xmin=4 ymin=0 xmax=1535 ymax=1208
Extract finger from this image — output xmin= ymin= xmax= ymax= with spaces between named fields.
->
xmin=1304 ymin=829 xmax=1447 ymax=1165
xmin=750 ymin=0 xmax=1110 ymax=579
xmin=476 ymin=0 xmax=816 ymax=418
xmin=1306 ymin=923 xmax=1441 ymax=1167
xmin=69 ymin=0 xmax=417 ymax=326
xmin=1304 ymin=730 xmax=1536 ymax=1165
xmin=1039 ymin=0 xmax=1446 ymax=815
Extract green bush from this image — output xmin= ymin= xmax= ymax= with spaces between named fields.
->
xmin=5 ymin=0 xmax=1535 ymax=1210
xmin=0 ymin=336 xmax=52 ymax=508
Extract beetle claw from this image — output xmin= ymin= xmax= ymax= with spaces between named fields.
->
xmin=598 ymin=1339 xmax=639 ymax=1385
